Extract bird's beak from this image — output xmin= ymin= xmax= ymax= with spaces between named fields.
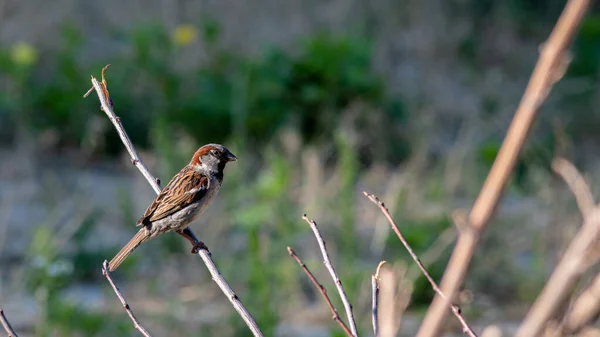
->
xmin=226 ymin=152 xmax=237 ymax=162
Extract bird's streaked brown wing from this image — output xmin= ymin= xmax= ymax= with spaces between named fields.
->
xmin=136 ymin=166 xmax=209 ymax=226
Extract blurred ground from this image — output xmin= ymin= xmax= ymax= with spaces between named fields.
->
xmin=1 ymin=0 xmax=600 ymax=336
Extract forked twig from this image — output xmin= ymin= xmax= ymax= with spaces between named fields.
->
xmin=302 ymin=214 xmax=358 ymax=337
xmin=0 ymin=308 xmax=19 ymax=337
xmin=516 ymin=158 xmax=600 ymax=337
xmin=287 ymin=247 xmax=354 ymax=337
xmin=417 ymin=1 xmax=592 ymax=336
xmin=102 ymin=261 xmax=152 ymax=337
xmin=87 ymin=66 xmax=263 ymax=337
xmin=364 ymin=192 xmax=477 ymax=337
xmin=372 ymin=261 xmax=386 ymax=337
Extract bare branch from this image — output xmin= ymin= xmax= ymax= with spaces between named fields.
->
xmin=552 ymin=157 xmax=595 ymax=216
xmin=197 ymin=249 xmax=262 ymax=334
xmin=516 ymin=159 xmax=600 ymax=337
xmin=364 ymin=192 xmax=478 ymax=337
xmin=181 ymin=230 xmax=263 ymax=336
xmin=0 ymin=308 xmax=19 ymax=337
xmin=287 ymin=247 xmax=354 ymax=337
xmin=406 ymin=226 xmax=456 ymax=282
xmin=378 ymin=264 xmax=409 ymax=337
xmin=88 ymin=65 xmax=161 ymax=194
xmin=87 ymin=66 xmax=263 ymax=337
xmin=302 ymin=214 xmax=359 ymax=337
xmin=372 ymin=261 xmax=386 ymax=337
xmin=101 ymin=261 xmax=152 ymax=337
xmin=517 ymin=210 xmax=600 ymax=337
xmin=417 ymin=1 xmax=592 ymax=336
xmin=563 ymin=272 xmax=600 ymax=333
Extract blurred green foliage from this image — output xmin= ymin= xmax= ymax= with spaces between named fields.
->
xmin=570 ymin=15 xmax=600 ymax=79
xmin=0 ymin=21 xmax=408 ymax=164
xmin=24 ymin=209 xmax=122 ymax=336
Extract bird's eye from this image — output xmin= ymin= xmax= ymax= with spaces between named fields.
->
xmin=211 ymin=150 xmax=218 ymax=156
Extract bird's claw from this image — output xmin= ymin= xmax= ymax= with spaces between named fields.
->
xmin=191 ymin=241 xmax=209 ymax=254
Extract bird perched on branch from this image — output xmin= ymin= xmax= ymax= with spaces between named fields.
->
xmin=108 ymin=144 xmax=237 ymax=271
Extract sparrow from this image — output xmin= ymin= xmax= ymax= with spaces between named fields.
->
xmin=108 ymin=144 xmax=237 ymax=271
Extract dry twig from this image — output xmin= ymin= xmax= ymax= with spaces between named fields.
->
xmin=364 ymin=192 xmax=477 ymax=337
xmin=417 ymin=1 xmax=592 ymax=336
xmin=378 ymin=264 xmax=409 ymax=337
xmin=563 ymin=272 xmax=600 ymax=333
xmin=551 ymin=158 xmax=595 ymax=216
xmin=86 ymin=65 xmax=161 ymax=195
xmin=101 ymin=261 xmax=152 ymax=337
xmin=0 ymin=308 xmax=18 ymax=337
xmin=287 ymin=247 xmax=354 ymax=337
xmin=87 ymin=66 xmax=263 ymax=337
xmin=302 ymin=214 xmax=359 ymax=337
xmin=406 ymin=226 xmax=456 ymax=282
xmin=372 ymin=261 xmax=386 ymax=337
xmin=517 ymin=213 xmax=600 ymax=337
xmin=516 ymin=158 xmax=600 ymax=337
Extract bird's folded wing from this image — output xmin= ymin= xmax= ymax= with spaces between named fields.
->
xmin=137 ymin=167 xmax=209 ymax=225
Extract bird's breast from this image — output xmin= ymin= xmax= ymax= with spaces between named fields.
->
xmin=150 ymin=178 xmax=222 ymax=235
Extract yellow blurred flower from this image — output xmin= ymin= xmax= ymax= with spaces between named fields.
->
xmin=10 ymin=42 xmax=38 ymax=67
xmin=172 ymin=24 xmax=198 ymax=47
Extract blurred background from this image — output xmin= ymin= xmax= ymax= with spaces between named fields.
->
xmin=1 ymin=0 xmax=600 ymax=336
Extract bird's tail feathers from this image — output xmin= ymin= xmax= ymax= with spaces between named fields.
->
xmin=108 ymin=228 xmax=151 ymax=272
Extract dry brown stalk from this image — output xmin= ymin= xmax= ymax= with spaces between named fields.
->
xmin=517 ymin=212 xmax=600 ymax=337
xmin=287 ymin=247 xmax=354 ymax=337
xmin=563 ymin=272 xmax=600 ymax=334
xmin=551 ymin=158 xmax=595 ymax=216
xmin=378 ymin=264 xmax=411 ymax=337
xmin=302 ymin=214 xmax=359 ymax=336
xmin=87 ymin=66 xmax=263 ymax=337
xmin=372 ymin=261 xmax=386 ymax=337
xmin=516 ymin=158 xmax=600 ymax=337
xmin=0 ymin=308 xmax=19 ymax=337
xmin=417 ymin=1 xmax=592 ymax=336
xmin=364 ymin=192 xmax=477 ymax=337
xmin=101 ymin=261 xmax=152 ymax=337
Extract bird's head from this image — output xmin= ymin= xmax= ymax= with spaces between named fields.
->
xmin=190 ymin=144 xmax=237 ymax=173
